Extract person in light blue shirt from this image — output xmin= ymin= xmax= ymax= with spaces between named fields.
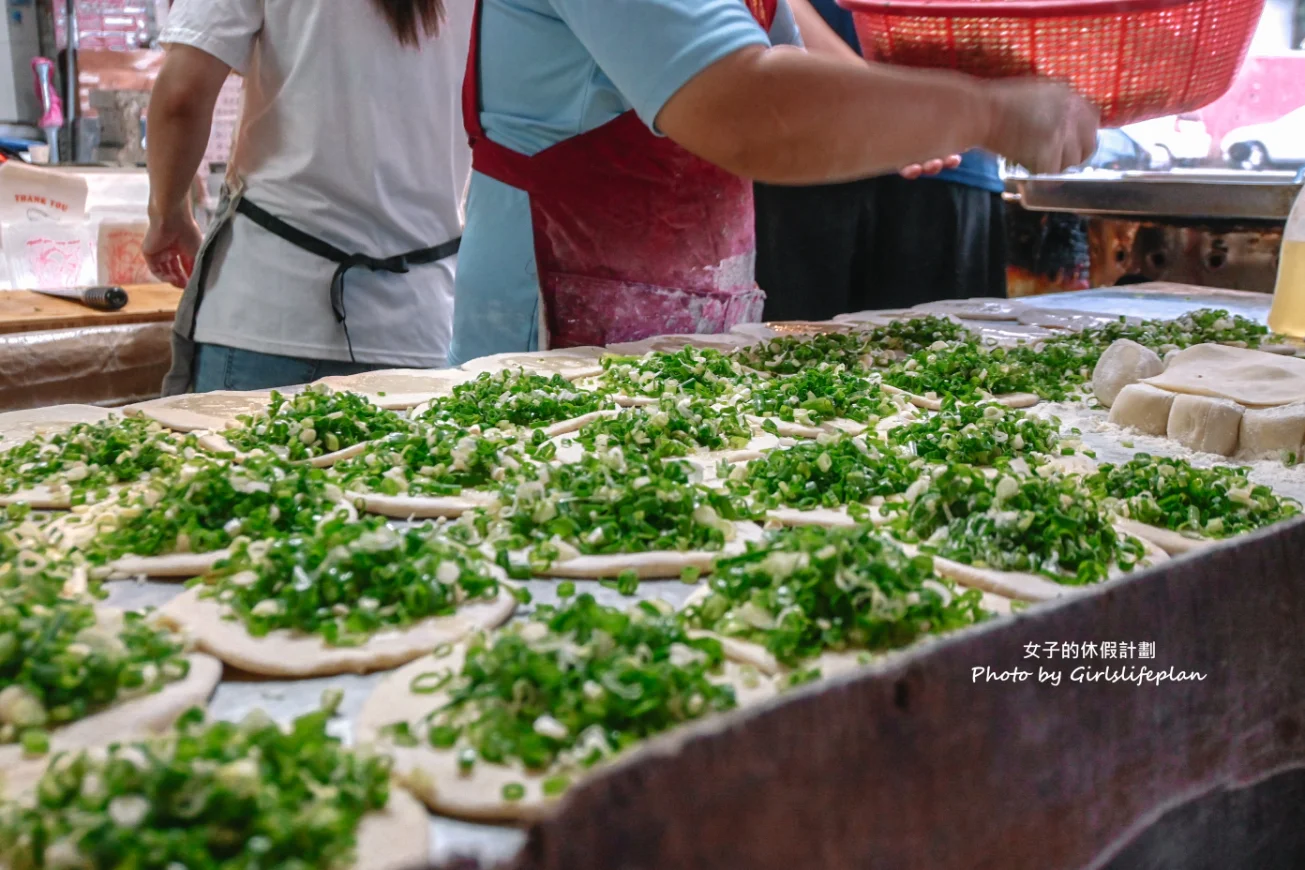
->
xmin=756 ymin=0 xmax=1010 ymax=320
xmin=450 ymin=0 xmax=802 ymax=365
xmin=451 ymin=0 xmax=1098 ymax=365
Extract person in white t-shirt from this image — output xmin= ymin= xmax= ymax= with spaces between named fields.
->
xmin=145 ymin=0 xmax=470 ymax=394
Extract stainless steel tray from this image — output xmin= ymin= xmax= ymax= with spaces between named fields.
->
xmin=1007 ymin=170 xmax=1304 ymax=221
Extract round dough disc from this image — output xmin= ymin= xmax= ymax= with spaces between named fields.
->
xmin=0 ymin=651 xmax=222 ymax=798
xmin=1144 ymin=343 xmax=1305 ymax=408
xmin=910 ymin=298 xmax=1025 ymax=322
xmin=1018 ymin=309 xmax=1139 ymax=331
xmin=313 ymin=369 xmax=473 ymax=410
xmin=354 ymin=787 xmax=432 ymax=870
xmin=605 ymin=333 xmax=757 ymax=355
xmin=0 ymin=405 xmax=114 ymax=452
xmin=125 ymin=391 xmax=272 ymax=433
xmin=459 ymin=348 xmax=606 ymax=381
xmin=357 ymin=644 xmax=775 ymax=822
xmin=831 ymin=309 xmax=921 ymax=325
xmin=730 ymin=321 xmax=856 ymax=340
xmin=159 ymin=584 xmax=517 ymax=677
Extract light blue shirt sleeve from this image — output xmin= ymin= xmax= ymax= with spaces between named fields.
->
xmin=549 ymin=0 xmax=774 ymax=129
xmin=453 ymin=0 xmax=804 ymax=368
xmin=769 ymin=0 xmax=803 ymax=48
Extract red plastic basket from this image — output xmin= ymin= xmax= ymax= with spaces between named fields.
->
xmin=837 ymin=0 xmax=1265 ymax=126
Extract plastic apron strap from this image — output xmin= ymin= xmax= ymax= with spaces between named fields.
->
xmin=160 ymin=181 xmax=245 ymax=397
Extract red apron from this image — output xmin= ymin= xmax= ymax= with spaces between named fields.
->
xmin=462 ymin=0 xmax=775 ymax=349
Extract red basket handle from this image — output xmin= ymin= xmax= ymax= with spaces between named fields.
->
xmin=838 ymin=0 xmax=1196 ymax=18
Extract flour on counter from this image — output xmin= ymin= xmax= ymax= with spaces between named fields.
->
xmin=1032 ymin=401 xmax=1305 ymax=504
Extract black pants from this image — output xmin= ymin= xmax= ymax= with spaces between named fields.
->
xmin=754 ymin=175 xmax=1009 ymax=322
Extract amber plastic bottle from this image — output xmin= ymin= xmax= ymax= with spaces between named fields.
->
xmin=1268 ymin=185 xmax=1305 ymax=338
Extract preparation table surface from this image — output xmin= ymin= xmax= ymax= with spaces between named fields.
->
xmin=1014 ymin=281 xmax=1272 ymax=324
xmin=0 ymin=283 xmax=181 ymax=335
xmin=12 ymin=281 xmax=1291 ymax=867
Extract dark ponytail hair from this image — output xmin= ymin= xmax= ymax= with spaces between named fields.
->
xmin=370 ymin=0 xmax=446 ymax=46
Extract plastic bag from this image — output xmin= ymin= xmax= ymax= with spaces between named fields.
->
xmin=2 ymin=221 xmax=96 ymax=289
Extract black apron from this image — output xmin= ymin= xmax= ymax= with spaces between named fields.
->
xmin=162 ymin=181 xmax=460 ymax=396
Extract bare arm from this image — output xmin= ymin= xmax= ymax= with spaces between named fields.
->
xmin=143 ymin=45 xmax=231 ymax=287
xmin=787 ymin=0 xmax=961 ymax=177
xmin=147 ymin=45 xmax=230 ymax=221
xmin=788 ymin=0 xmax=862 ymax=62
xmin=656 ymin=45 xmax=1097 ymax=184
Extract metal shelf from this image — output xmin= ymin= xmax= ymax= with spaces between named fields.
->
xmin=1007 ymin=170 xmax=1304 ymax=221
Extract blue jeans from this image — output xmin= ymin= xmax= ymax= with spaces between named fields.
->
xmin=193 ymin=344 xmax=391 ymax=393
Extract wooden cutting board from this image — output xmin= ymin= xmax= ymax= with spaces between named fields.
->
xmin=0 ymin=284 xmax=182 ymax=335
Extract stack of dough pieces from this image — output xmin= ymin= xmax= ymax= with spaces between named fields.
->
xmin=1104 ymin=343 xmax=1305 ymax=459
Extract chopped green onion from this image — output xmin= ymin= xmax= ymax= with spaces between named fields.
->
xmin=481 ymin=453 xmax=757 ymax=568
xmin=423 ymin=368 xmax=615 ymax=430
xmin=0 ymin=705 xmax=391 ymax=867
xmin=542 ymin=775 xmax=571 ymax=797
xmin=600 ymin=347 xmax=758 ymax=400
xmin=887 ymin=402 xmax=1060 ymax=466
xmin=685 ymin=524 xmax=988 ymax=666
xmin=320 ymin=687 xmax=345 ymax=715
xmin=575 ymin=395 xmax=752 ymax=459
xmin=884 ymin=465 xmax=1143 ymax=585
xmin=411 ymin=670 xmax=455 ymax=695
xmin=333 ymin=423 xmax=530 ymax=498
xmin=379 ymin=721 xmax=419 ymax=748
xmin=201 ymin=516 xmax=501 ymax=646
xmin=19 ymin=728 xmax=49 ymax=756
xmin=735 ymin=333 xmax=874 ymax=375
xmin=387 ymin=595 xmax=738 ymax=775
xmin=223 ymin=385 xmax=412 ymax=461
xmin=1085 ymin=454 xmax=1300 ymax=539
xmin=730 ymin=435 xmax=918 ymax=511
xmin=0 ymin=417 xmax=185 ymax=505
xmin=745 ymin=364 xmax=896 ymax=425
xmin=430 ymin=724 xmax=459 ymax=748
xmin=87 ymin=454 xmax=346 ymax=562
xmin=0 ymin=589 xmax=189 ymax=749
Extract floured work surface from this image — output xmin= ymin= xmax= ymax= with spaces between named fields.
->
xmin=1002 ymin=282 xmax=1273 ymax=325
xmin=2 ymin=288 xmax=1304 ymax=869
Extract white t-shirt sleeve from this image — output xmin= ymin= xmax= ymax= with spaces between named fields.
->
xmin=160 ymin=0 xmax=264 ymax=75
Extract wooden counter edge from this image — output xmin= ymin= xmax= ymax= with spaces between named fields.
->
xmin=0 ymin=284 xmax=182 ymax=336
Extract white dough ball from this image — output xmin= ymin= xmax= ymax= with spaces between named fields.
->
xmin=1109 ymin=383 xmax=1176 ymax=436
xmin=1092 ymin=339 xmax=1165 ymax=408
xmin=1238 ymin=403 xmax=1305 ymax=459
xmin=1167 ymin=393 xmax=1245 ymax=457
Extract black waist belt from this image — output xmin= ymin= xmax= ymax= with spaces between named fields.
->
xmin=235 ymin=198 xmax=461 ymax=361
